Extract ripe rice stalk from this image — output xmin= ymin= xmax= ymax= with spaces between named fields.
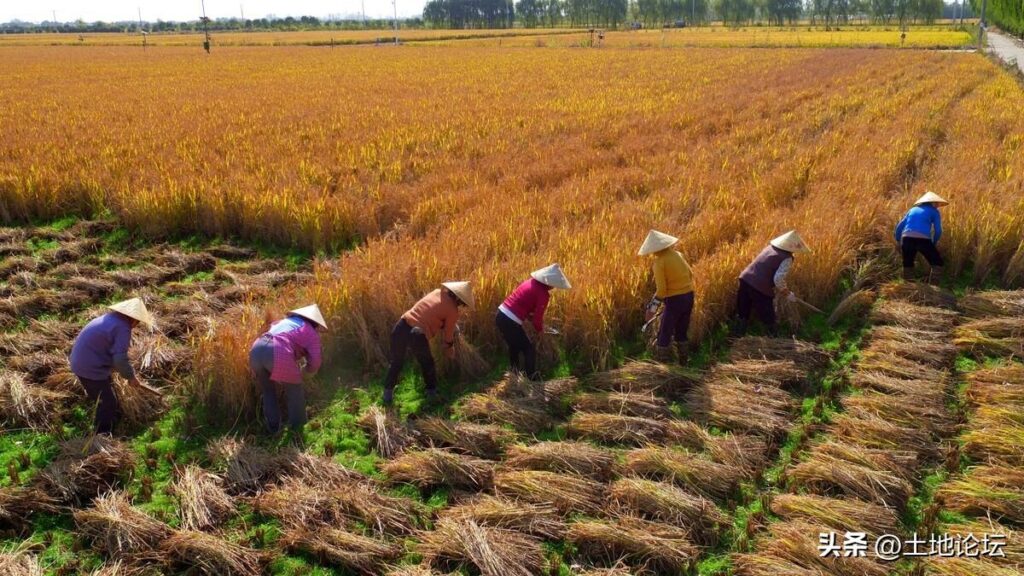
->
xmin=828 ymin=289 xmax=875 ymax=325
xmin=869 ymin=300 xmax=959 ymax=331
xmin=566 ymin=412 xmax=668 ymax=446
xmin=962 ymin=419 xmax=1024 ymax=465
xmin=573 ymin=391 xmax=672 ymax=420
xmin=843 ymin=391 xmax=953 ymax=435
xmin=441 ymin=337 xmax=490 ymax=380
xmin=880 ymin=282 xmax=958 ymax=309
xmin=686 ymin=378 xmax=797 ymax=437
xmin=358 ymin=406 xmax=414 ymax=459
xmin=712 ymin=359 xmax=808 ymax=390
xmin=419 ymin=518 xmax=546 ymax=576
xmin=732 ymin=554 xmax=821 ymax=576
xmin=960 ymin=290 xmax=1024 ymax=319
xmin=830 ymin=413 xmax=937 ymax=460
xmin=130 ymin=332 xmax=192 ymax=382
xmin=38 ymin=437 xmax=136 ymax=505
xmin=411 ymin=417 xmax=517 ymax=460
xmin=383 ymin=448 xmax=494 ymax=491
xmin=953 ymin=332 xmax=1024 ymax=359
xmin=111 ymin=376 xmax=167 ymax=428
xmin=936 ymin=466 xmax=1024 ymax=523
xmin=493 ymin=470 xmax=604 ymax=516
xmin=955 ymin=317 xmax=1024 ymax=339
xmin=582 ymin=361 xmax=700 ymax=398
xmin=856 ymin=350 xmax=949 ymax=383
xmin=814 ymin=440 xmax=919 ymax=481
xmin=624 ymin=447 xmax=740 ymax=502
xmin=73 ymin=490 xmax=171 ymax=559
xmin=455 ymin=393 xmax=554 ymax=434
xmin=285 ymin=451 xmax=368 ymax=489
xmin=704 ymin=433 xmax=770 ymax=477
xmin=206 ymin=437 xmax=290 ymax=494
xmin=728 ymin=337 xmax=830 ymax=371
xmin=504 ymin=441 xmax=617 ymax=481
xmin=567 ymin=518 xmax=697 ymax=575
xmin=965 ymin=365 xmax=1024 ymax=407
xmin=751 ymin=519 xmax=889 ymax=576
xmin=770 ymin=493 xmax=902 ymax=538
xmin=944 ymin=519 xmax=1022 ymax=564
xmin=0 ymin=486 xmax=59 ymax=532
xmin=0 ymin=370 xmax=69 ymax=430
xmin=786 ymin=448 xmax=913 ymax=510
xmin=923 ymin=557 xmax=1024 ymax=576
xmin=869 ymin=324 xmax=951 ymax=345
xmin=0 ymin=547 xmax=43 ymax=576
xmin=440 ymin=494 xmax=566 ymax=539
xmin=171 ymin=465 xmax=236 ymax=531
xmin=849 ymin=371 xmax=947 ymax=403
xmin=280 ymin=526 xmax=400 ymax=574
xmin=256 ymin=479 xmax=422 ymax=535
xmin=864 ymin=333 xmax=958 ymax=366
xmin=608 ymin=478 xmax=727 ymax=544
xmin=160 ymin=530 xmax=262 ymax=576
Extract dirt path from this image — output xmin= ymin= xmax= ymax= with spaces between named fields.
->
xmin=987 ymin=29 xmax=1024 ymax=75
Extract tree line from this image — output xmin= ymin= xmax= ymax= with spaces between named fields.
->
xmin=975 ymin=0 xmax=1023 ymax=35
xmin=422 ymin=0 xmax=962 ymax=27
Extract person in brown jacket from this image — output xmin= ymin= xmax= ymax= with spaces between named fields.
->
xmin=731 ymin=231 xmax=810 ymax=337
xmin=382 ymin=281 xmax=474 ymax=407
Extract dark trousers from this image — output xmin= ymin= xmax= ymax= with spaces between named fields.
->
xmin=250 ymin=337 xmax=306 ymax=434
xmin=735 ymin=279 xmax=776 ymax=335
xmin=383 ymin=318 xmax=438 ymax=394
xmin=496 ymin=310 xmax=537 ymax=379
xmin=901 ymin=237 xmax=944 ymax=268
xmin=657 ymin=292 xmax=695 ymax=347
xmin=80 ymin=376 xmax=117 ymax=435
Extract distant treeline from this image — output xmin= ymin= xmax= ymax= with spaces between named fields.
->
xmin=975 ymin=0 xmax=1023 ymax=35
xmin=422 ymin=0 xmax=971 ymax=27
xmin=0 ymin=17 xmax=424 ymax=34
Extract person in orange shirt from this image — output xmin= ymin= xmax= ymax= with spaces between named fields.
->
xmin=382 ymin=281 xmax=475 ymax=407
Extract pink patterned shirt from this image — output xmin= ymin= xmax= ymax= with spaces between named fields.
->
xmin=263 ymin=316 xmax=322 ymax=384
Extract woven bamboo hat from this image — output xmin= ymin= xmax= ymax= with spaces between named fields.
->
xmin=914 ymin=191 xmax=948 ymax=206
xmin=108 ymin=298 xmax=156 ymax=329
xmin=442 ymin=281 xmax=475 ymax=309
xmin=531 ymin=264 xmax=571 ymax=290
xmin=637 ymin=230 xmax=679 ymax=256
xmin=770 ymin=230 xmax=811 ymax=254
xmin=290 ymin=304 xmax=328 ymax=330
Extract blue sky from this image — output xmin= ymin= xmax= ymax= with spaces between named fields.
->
xmin=2 ymin=1 xmax=429 ymax=23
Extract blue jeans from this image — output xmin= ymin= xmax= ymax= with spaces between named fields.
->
xmin=250 ymin=337 xmax=306 ymax=434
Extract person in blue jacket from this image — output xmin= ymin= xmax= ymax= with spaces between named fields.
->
xmin=894 ymin=191 xmax=947 ymax=283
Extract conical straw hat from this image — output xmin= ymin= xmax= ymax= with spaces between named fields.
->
xmin=530 ymin=263 xmax=571 ymax=290
xmin=637 ymin=230 xmax=679 ymax=256
xmin=108 ymin=298 xmax=156 ymax=329
xmin=290 ymin=304 xmax=328 ymax=330
xmin=914 ymin=191 xmax=948 ymax=206
xmin=442 ymin=281 xmax=475 ymax=309
xmin=770 ymin=230 xmax=811 ymax=254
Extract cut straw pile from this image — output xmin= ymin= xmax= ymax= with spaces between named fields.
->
xmin=624 ymin=447 xmax=740 ymax=502
xmin=73 ymin=490 xmax=171 ymax=559
xmin=419 ymin=518 xmax=546 ymax=576
xmin=0 ymin=486 xmax=59 ymax=532
xmin=171 ymin=465 xmax=236 ymax=531
xmin=572 ymin=391 xmax=672 ymax=419
xmin=411 ymin=417 xmax=516 ymax=460
xmin=0 ymin=547 xmax=44 ymax=576
xmin=38 ymin=437 xmax=136 ymax=505
xmin=568 ymin=518 xmax=697 ymax=575
xmin=608 ymin=478 xmax=726 ymax=544
xmin=582 ymin=361 xmax=699 ymax=398
xmin=280 ymin=526 xmax=400 ymax=573
xmin=686 ymin=377 xmax=797 ymax=438
xmin=960 ymin=289 xmax=1024 ymax=319
xmin=735 ymin=519 xmax=888 ymax=576
xmin=504 ymin=441 xmax=617 ymax=481
xmin=728 ymin=337 xmax=831 ymax=371
xmin=358 ymin=406 xmax=414 ymax=458
xmin=160 ymin=530 xmax=262 ymax=576
xmin=456 ymin=393 xmax=553 ymax=434
xmin=769 ymin=493 xmax=901 ymax=538
xmin=439 ymin=494 xmax=566 ymax=539
xmin=566 ymin=412 xmax=670 ymax=446
xmin=786 ymin=442 xmax=915 ymax=510
xmin=493 ymin=470 xmax=605 ymax=516
xmin=383 ymin=448 xmax=494 ymax=490
xmin=206 ymin=437 xmax=290 ymax=494
xmin=0 ymin=369 xmax=69 ymax=430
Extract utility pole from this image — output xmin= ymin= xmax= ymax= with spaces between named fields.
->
xmin=52 ymin=9 xmax=58 ymax=32
xmin=201 ymin=0 xmax=212 ymax=53
xmin=241 ymin=4 xmax=245 ymax=20
xmin=139 ymin=7 xmax=147 ymax=49
xmin=362 ymin=0 xmax=367 ymax=27
xmin=979 ymin=0 xmax=988 ymax=48
xmin=393 ymin=0 xmax=399 ymax=45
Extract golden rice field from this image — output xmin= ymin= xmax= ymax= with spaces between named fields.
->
xmin=2 ymin=45 xmax=1024 ymax=376
xmin=0 ymin=28 xmax=583 ymax=47
xmin=426 ymin=25 xmax=976 ymax=48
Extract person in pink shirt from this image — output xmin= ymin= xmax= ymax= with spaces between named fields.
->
xmin=495 ymin=264 xmax=571 ymax=380
xmin=249 ymin=304 xmax=326 ymax=436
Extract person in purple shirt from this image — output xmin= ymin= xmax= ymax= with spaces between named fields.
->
xmin=249 ymin=304 xmax=326 ymax=438
xmin=69 ymin=298 xmax=155 ymax=435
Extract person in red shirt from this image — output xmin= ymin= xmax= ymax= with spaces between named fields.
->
xmin=495 ymin=264 xmax=571 ymax=380
xmin=382 ymin=281 xmax=474 ymax=407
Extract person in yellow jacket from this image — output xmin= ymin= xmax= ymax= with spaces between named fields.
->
xmin=639 ymin=230 xmax=695 ymax=364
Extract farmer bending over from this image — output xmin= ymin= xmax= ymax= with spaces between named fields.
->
xmin=732 ymin=230 xmax=811 ymax=337
xmin=639 ymin=230 xmax=695 ymax=364
xmin=895 ymin=191 xmax=946 ymax=284
xmin=69 ymin=298 xmax=156 ymax=435
xmin=496 ymin=264 xmax=571 ymax=380
xmin=383 ymin=281 xmax=474 ymax=407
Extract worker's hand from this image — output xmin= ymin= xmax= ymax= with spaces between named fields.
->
xmin=787 ymin=292 xmax=798 ymax=303
xmin=129 ymin=376 xmax=143 ymax=388
xmin=778 ymin=287 xmax=791 ymax=298
xmin=445 ymin=346 xmax=456 ymax=360
xmin=644 ymin=309 xmax=656 ymax=323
